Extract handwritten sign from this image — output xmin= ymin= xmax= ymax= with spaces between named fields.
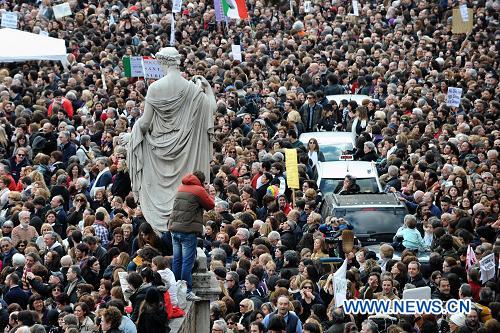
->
xmin=53 ymin=3 xmax=72 ymax=19
xmin=446 ymin=87 xmax=462 ymax=107
xmin=231 ymin=44 xmax=242 ymax=62
xmin=1 ymin=11 xmax=18 ymax=29
xmin=285 ymin=149 xmax=300 ymax=189
xmin=172 ymin=0 xmax=182 ymax=13
xmin=142 ymin=58 xmax=164 ymax=79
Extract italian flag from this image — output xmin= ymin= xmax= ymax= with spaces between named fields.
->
xmin=221 ymin=0 xmax=248 ymax=19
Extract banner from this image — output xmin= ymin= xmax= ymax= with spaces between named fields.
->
xmin=214 ymin=0 xmax=224 ymax=22
xmin=284 ymin=148 xmax=300 ymax=189
xmin=466 ymin=245 xmax=477 ymax=270
xmin=170 ymin=13 xmax=175 ymax=46
xmin=142 ymin=58 xmax=164 ymax=79
xmin=333 ymin=259 xmax=348 ymax=308
xmin=1 ymin=12 xmax=18 ymax=29
xmin=123 ymin=56 xmax=144 ymax=78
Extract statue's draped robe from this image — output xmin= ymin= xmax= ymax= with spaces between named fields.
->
xmin=128 ymin=78 xmax=215 ymax=232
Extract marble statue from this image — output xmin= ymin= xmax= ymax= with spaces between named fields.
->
xmin=127 ymin=47 xmax=215 ymax=233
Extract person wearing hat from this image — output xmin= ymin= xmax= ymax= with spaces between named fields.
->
xmin=449 ymin=313 xmax=466 ymax=332
xmin=25 ymin=270 xmax=64 ymax=298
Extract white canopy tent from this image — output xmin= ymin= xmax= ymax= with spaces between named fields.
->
xmin=0 ymin=28 xmax=68 ymax=67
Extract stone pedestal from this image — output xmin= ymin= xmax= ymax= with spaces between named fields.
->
xmin=191 ymin=247 xmax=221 ymax=333
xmin=170 ymin=248 xmax=221 ymax=333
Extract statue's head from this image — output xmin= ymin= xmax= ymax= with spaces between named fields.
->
xmin=155 ymin=47 xmax=181 ymax=68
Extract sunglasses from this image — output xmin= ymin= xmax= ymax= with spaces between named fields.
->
xmin=303 ymin=286 xmax=313 ymax=289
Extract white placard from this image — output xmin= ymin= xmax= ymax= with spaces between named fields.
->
xmin=53 ymin=3 xmax=72 ymax=19
xmin=479 ymin=253 xmax=495 ymax=283
xmin=352 ymin=0 xmax=359 ymax=16
xmin=172 ymin=0 xmax=182 ymax=13
xmin=170 ymin=13 xmax=175 ymax=46
xmin=459 ymin=4 xmax=469 ymax=22
xmin=403 ymin=286 xmax=431 ymax=300
xmin=446 ymin=87 xmax=462 ymax=107
xmin=143 ymin=58 xmax=165 ymax=79
xmin=118 ymin=271 xmax=130 ymax=301
xmin=129 ymin=56 xmax=144 ymax=77
xmin=39 ymin=30 xmax=49 ymax=37
xmin=231 ymin=44 xmax=242 ymax=62
xmin=304 ymin=1 xmax=311 ymax=13
xmin=1 ymin=12 xmax=18 ymax=29
xmin=333 ymin=259 xmax=348 ymax=308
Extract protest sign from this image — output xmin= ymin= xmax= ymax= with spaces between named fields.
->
xmin=172 ymin=0 xmax=182 ymax=13
xmin=459 ymin=4 xmax=469 ymax=22
xmin=446 ymin=87 xmax=462 ymax=107
xmin=170 ymin=13 xmax=176 ymax=46
xmin=1 ymin=12 xmax=18 ymax=29
xmin=285 ymin=149 xmax=300 ymax=189
xmin=231 ymin=44 xmax=242 ymax=62
xmin=304 ymin=1 xmax=311 ymax=13
xmin=333 ymin=259 xmax=348 ymax=308
xmin=53 ymin=3 xmax=72 ymax=19
xmin=403 ymin=286 xmax=431 ymax=300
xmin=479 ymin=253 xmax=495 ymax=283
xmin=142 ymin=58 xmax=164 ymax=79
xmin=452 ymin=7 xmax=473 ymax=34
xmin=352 ymin=0 xmax=359 ymax=16
xmin=123 ymin=56 xmax=144 ymax=78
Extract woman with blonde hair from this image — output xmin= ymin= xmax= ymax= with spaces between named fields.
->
xmin=287 ymin=110 xmax=305 ymax=136
xmin=311 ymin=237 xmax=328 ymax=260
xmin=258 ymin=223 xmax=272 ymax=238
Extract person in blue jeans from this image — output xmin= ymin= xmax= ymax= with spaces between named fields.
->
xmin=168 ymin=171 xmax=214 ymax=301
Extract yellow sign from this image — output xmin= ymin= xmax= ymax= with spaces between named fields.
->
xmin=452 ymin=8 xmax=473 ymax=34
xmin=285 ymin=149 xmax=300 ymax=189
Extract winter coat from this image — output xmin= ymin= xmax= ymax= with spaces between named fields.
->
xmin=168 ymin=174 xmax=215 ymax=235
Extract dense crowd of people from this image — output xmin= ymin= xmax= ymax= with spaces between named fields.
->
xmin=0 ymin=0 xmax=499 ymax=333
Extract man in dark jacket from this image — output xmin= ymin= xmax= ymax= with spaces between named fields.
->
xmin=168 ymin=171 xmax=215 ymax=301
xmin=4 ymin=273 xmax=29 ymax=308
xmin=408 ymin=261 xmax=427 ymax=288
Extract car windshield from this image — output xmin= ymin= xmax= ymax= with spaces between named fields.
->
xmin=320 ymin=144 xmax=353 ymax=161
xmin=320 ymin=178 xmax=380 ymax=194
xmin=334 ymin=209 xmax=406 ymax=243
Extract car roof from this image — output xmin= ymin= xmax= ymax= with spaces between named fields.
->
xmin=329 ymin=193 xmax=404 ymax=207
xmin=326 ymin=94 xmax=371 ymax=105
xmin=317 ymin=161 xmax=377 ymax=179
xmin=299 ymin=132 xmax=354 ymax=145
